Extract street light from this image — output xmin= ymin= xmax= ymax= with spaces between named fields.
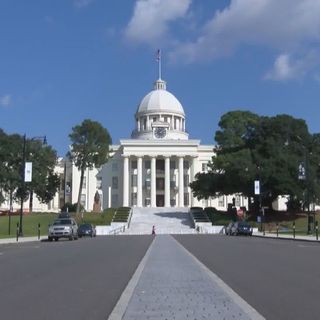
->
xmin=18 ymin=134 xmax=47 ymax=237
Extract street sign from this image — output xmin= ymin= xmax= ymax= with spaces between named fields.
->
xmin=254 ymin=180 xmax=260 ymax=195
xmin=25 ymin=162 xmax=32 ymax=182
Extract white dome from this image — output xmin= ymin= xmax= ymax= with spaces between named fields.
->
xmin=136 ymin=80 xmax=185 ymax=116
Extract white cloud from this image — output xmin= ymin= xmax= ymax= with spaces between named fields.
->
xmin=0 ymin=94 xmax=12 ymax=107
xmin=73 ymin=0 xmax=94 ymax=8
xmin=124 ymin=0 xmax=191 ymax=44
xmin=167 ymin=0 xmax=320 ymax=79
xmin=265 ymin=52 xmax=319 ymax=80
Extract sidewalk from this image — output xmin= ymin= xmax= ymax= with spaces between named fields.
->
xmin=109 ymin=235 xmax=264 ymax=320
xmin=253 ymin=231 xmax=320 ymax=242
xmin=0 ymin=236 xmax=47 ymax=245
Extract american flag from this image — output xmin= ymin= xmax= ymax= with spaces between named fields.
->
xmin=156 ymin=49 xmax=161 ymax=61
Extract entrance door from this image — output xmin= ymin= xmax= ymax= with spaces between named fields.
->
xmin=156 ymin=195 xmax=164 ymax=207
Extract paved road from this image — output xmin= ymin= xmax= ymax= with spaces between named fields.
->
xmin=0 ymin=236 xmax=153 ymax=320
xmin=174 ymin=234 xmax=320 ymax=320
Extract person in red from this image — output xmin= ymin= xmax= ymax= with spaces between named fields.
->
xmin=152 ymin=225 xmax=156 ymax=235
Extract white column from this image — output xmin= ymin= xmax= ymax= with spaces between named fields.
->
xmin=165 ymin=156 xmax=170 ymax=207
xmin=137 ymin=157 xmax=143 ymax=207
xmin=178 ymin=156 xmax=184 ymax=207
xmin=123 ymin=156 xmax=129 ymax=206
xmin=108 ymin=186 xmax=111 ymax=208
xmin=151 ymin=157 xmax=156 ymax=207
xmin=137 ymin=118 xmax=140 ymax=131
xmin=190 ymin=157 xmax=195 ymax=207
xmin=147 ymin=116 xmax=150 ymax=130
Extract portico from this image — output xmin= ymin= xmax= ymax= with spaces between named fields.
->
xmin=121 ymin=150 xmax=197 ymax=208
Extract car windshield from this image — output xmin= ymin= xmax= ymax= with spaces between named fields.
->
xmin=79 ymin=224 xmax=91 ymax=229
xmin=53 ymin=219 xmax=72 ymax=225
xmin=239 ymin=222 xmax=250 ymax=227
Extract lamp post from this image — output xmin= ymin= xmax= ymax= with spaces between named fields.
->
xmin=298 ymin=152 xmax=311 ymax=234
xmin=18 ymin=134 xmax=46 ymax=237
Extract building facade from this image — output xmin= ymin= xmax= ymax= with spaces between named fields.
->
xmin=100 ymin=77 xmax=248 ymax=210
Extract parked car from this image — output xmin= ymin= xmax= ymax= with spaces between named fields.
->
xmin=233 ymin=221 xmax=253 ymax=236
xmin=78 ymin=224 xmax=96 ymax=238
xmin=225 ymin=222 xmax=237 ymax=235
xmin=48 ymin=218 xmax=78 ymax=241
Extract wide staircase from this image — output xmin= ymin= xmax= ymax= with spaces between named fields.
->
xmin=124 ymin=207 xmax=196 ymax=235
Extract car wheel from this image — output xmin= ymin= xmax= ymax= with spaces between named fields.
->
xmin=54 ymin=238 xmax=58 ymax=241
xmin=48 ymin=237 xmax=53 ymax=241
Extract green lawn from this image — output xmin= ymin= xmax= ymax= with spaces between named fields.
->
xmin=0 ymin=208 xmax=116 ymax=238
xmin=210 ymin=209 xmax=320 ymax=236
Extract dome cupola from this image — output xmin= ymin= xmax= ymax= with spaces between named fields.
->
xmin=131 ymin=77 xmax=188 ymax=140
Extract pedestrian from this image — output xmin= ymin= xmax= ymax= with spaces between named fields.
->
xmin=152 ymin=225 xmax=156 ymax=235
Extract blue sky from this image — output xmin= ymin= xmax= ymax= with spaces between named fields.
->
xmin=1 ymin=0 xmax=320 ymax=156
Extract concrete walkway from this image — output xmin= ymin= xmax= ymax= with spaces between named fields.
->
xmin=109 ymin=235 xmax=264 ymax=320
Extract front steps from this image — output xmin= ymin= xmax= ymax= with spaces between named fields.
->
xmin=124 ymin=207 xmax=197 ymax=235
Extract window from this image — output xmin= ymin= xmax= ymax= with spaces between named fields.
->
xmin=145 ymin=160 xmax=151 ymax=169
xmin=170 ymin=198 xmax=176 ymax=206
xmin=184 ymin=160 xmax=190 ymax=169
xmin=235 ymin=195 xmax=241 ymax=207
xmin=145 ymin=180 xmax=151 ymax=188
xmin=97 ymin=177 xmax=102 ymax=189
xmin=131 ymin=174 xmax=137 ymax=187
xmin=170 ymin=160 xmax=176 ymax=169
xmin=184 ymin=193 xmax=189 ymax=206
xmin=156 ymin=178 xmax=164 ymax=190
xmin=218 ymin=196 xmax=225 ymax=207
xmin=131 ymin=193 xmax=137 ymax=206
xmin=143 ymin=118 xmax=147 ymax=130
xmin=184 ymin=174 xmax=189 ymax=188
xmin=202 ymin=163 xmax=208 ymax=172
xmin=111 ymin=194 xmax=118 ymax=207
xmin=131 ymin=160 xmax=137 ymax=169
xmin=145 ymin=198 xmax=151 ymax=206
xmin=156 ymin=159 xmax=164 ymax=171
xmin=112 ymin=177 xmax=118 ymax=189
xmin=82 ymin=177 xmax=86 ymax=189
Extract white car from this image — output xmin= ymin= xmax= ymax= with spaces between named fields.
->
xmin=48 ymin=218 xmax=78 ymax=241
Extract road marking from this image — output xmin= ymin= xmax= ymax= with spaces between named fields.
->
xmin=108 ymin=238 xmax=156 ymax=320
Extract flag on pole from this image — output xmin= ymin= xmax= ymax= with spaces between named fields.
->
xmin=156 ymin=49 xmax=161 ymax=62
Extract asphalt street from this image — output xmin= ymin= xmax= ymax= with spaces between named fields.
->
xmin=0 ymin=236 xmax=153 ymax=320
xmin=1 ymin=235 xmax=320 ymax=320
xmin=175 ymin=234 xmax=320 ymax=320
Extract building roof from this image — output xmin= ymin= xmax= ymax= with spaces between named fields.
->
xmin=135 ymin=79 xmax=185 ymax=116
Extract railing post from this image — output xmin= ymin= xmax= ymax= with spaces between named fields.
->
xmin=293 ymin=221 xmax=296 ymax=239
xmin=276 ymin=223 xmax=279 ymax=237
xmin=316 ymin=221 xmax=318 ymax=241
xmin=38 ymin=223 xmax=41 ymax=240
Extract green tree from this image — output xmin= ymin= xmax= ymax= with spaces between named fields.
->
xmin=26 ymin=140 xmax=60 ymax=211
xmin=190 ymin=111 xmax=319 ymax=212
xmin=68 ymin=119 xmax=112 ymax=214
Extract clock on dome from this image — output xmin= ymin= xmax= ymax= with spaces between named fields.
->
xmin=154 ymin=127 xmax=167 ymax=139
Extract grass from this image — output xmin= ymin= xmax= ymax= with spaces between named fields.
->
xmin=209 ymin=209 xmax=320 ymax=235
xmin=0 ymin=208 xmax=116 ymax=239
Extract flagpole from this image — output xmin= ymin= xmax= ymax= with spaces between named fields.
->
xmin=157 ymin=49 xmax=162 ymax=79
